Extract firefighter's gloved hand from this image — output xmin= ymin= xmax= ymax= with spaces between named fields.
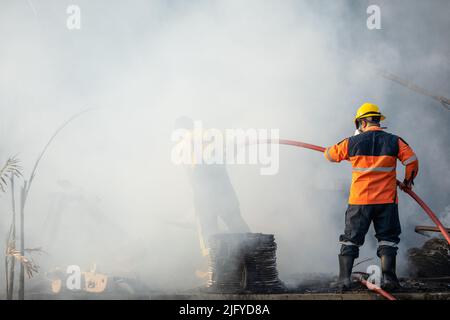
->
xmin=400 ymin=179 xmax=413 ymax=191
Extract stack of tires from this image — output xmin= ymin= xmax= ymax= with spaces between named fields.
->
xmin=207 ymin=233 xmax=285 ymax=293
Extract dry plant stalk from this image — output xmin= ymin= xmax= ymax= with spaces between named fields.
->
xmin=0 ymin=157 xmax=22 ymax=192
xmin=6 ymin=245 xmax=44 ymax=278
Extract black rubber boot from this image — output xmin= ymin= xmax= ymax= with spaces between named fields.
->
xmin=331 ymin=255 xmax=355 ymax=291
xmin=381 ymin=255 xmax=401 ymax=291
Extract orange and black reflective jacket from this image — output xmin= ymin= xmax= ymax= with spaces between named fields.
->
xmin=324 ymin=126 xmax=419 ymax=205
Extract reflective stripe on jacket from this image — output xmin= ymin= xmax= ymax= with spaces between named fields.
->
xmin=324 ymin=126 xmax=419 ymax=205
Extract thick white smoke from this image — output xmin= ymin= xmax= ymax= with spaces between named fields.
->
xmin=0 ymin=0 xmax=449 ymax=295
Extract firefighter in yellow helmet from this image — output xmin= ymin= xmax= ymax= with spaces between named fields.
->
xmin=325 ymin=103 xmax=419 ymax=291
xmin=354 ymin=103 xmax=386 ymax=131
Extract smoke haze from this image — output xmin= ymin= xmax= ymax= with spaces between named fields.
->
xmin=0 ymin=0 xmax=449 ymax=294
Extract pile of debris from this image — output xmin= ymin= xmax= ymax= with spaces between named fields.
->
xmin=207 ymin=233 xmax=285 ymax=293
xmin=407 ymin=238 xmax=450 ymax=278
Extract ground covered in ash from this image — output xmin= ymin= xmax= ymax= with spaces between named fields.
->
xmin=279 ymin=238 xmax=450 ymax=294
xmin=282 ymin=273 xmax=450 ymax=294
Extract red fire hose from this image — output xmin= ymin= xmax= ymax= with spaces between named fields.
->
xmin=354 ymin=275 xmax=397 ymax=300
xmin=263 ymin=138 xmax=450 ymax=245
xmin=398 ymin=186 xmax=450 ymax=245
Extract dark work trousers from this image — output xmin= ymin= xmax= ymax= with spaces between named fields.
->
xmin=339 ymin=203 xmax=401 ymax=258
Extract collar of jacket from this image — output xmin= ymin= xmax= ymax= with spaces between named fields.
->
xmin=362 ymin=126 xmax=383 ymax=132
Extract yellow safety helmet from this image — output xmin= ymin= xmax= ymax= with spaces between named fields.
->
xmin=354 ymin=102 xmax=386 ymax=128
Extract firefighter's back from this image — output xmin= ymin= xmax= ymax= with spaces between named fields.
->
xmin=347 ymin=128 xmax=399 ymax=205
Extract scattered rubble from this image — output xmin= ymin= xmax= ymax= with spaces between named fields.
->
xmin=407 ymin=238 xmax=450 ymax=278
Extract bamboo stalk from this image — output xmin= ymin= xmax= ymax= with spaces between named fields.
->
xmin=5 ymin=228 xmax=11 ymax=298
xmin=1 ymin=158 xmax=21 ymax=299
xmin=7 ymin=176 xmax=16 ymax=300
xmin=18 ymin=181 xmax=26 ymax=300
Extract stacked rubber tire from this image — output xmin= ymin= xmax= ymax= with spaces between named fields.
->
xmin=207 ymin=233 xmax=285 ymax=293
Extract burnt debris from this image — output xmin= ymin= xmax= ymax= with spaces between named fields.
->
xmin=407 ymin=238 xmax=450 ymax=278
